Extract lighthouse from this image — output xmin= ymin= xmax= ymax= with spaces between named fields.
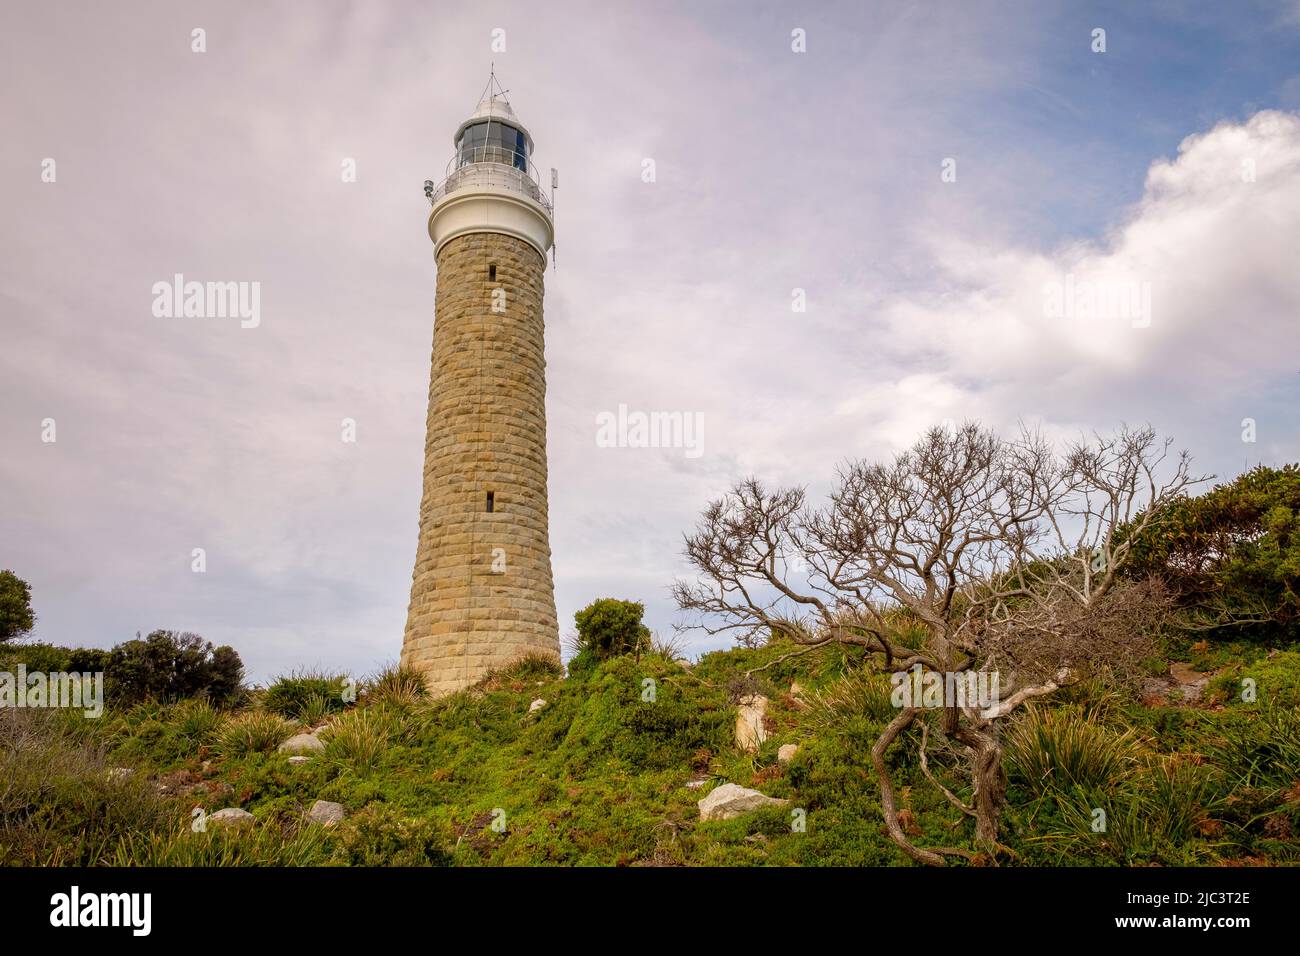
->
xmin=402 ymin=75 xmax=561 ymax=695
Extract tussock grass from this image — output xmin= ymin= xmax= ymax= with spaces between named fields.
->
xmin=111 ymin=823 xmax=332 ymax=866
xmin=263 ymin=669 xmax=351 ymax=719
xmin=477 ymin=652 xmax=564 ymax=691
xmin=213 ymin=710 xmax=297 ymax=757
xmin=364 ymin=663 xmax=428 ymax=709
xmin=1209 ymin=705 xmax=1300 ymax=791
xmin=321 ymin=706 xmax=397 ymax=775
xmin=803 ymin=667 xmax=896 ymax=729
xmin=1005 ymin=704 xmax=1143 ymax=795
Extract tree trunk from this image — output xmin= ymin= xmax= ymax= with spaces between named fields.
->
xmin=961 ymin=726 xmax=1006 ymax=847
xmin=871 ymin=708 xmax=947 ymax=866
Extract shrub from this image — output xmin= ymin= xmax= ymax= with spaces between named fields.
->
xmin=365 ymin=663 xmax=429 ymax=708
xmin=1208 ymin=650 xmax=1300 ymax=709
xmin=1004 ymin=704 xmax=1142 ymax=795
xmin=0 ymin=569 xmax=35 ymax=642
xmin=214 ymin=711 xmax=296 ymax=757
xmin=328 ymin=804 xmax=453 ymax=866
xmin=1210 ymin=705 xmax=1300 ymax=791
xmin=477 ymin=652 xmax=563 ymax=690
xmin=556 ymin=656 xmax=729 ymax=772
xmin=322 ymin=706 xmax=397 ymax=775
xmin=572 ymin=598 xmax=651 ymax=661
xmin=804 ymin=667 xmax=895 ymax=730
xmin=565 ymin=646 xmax=599 ymax=681
xmin=0 ymin=641 xmax=71 ymax=672
xmin=112 ymin=824 xmax=332 ymax=866
xmin=1037 ymin=756 xmax=1227 ymax=865
xmin=169 ymin=699 xmax=225 ymax=746
xmin=297 ymin=693 xmax=335 ymax=727
xmin=68 ymin=646 xmax=109 ymax=673
xmin=0 ymin=709 xmax=174 ymax=865
xmin=263 ymin=669 xmax=350 ymax=719
xmin=1123 ymin=464 xmax=1300 ymax=643
xmin=106 ymin=630 xmax=244 ymax=705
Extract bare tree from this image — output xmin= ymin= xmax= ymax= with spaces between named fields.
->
xmin=674 ymin=423 xmax=1200 ymax=864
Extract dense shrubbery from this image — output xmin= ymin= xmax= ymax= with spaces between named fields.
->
xmin=1125 ymin=464 xmax=1300 ymax=642
xmin=0 ymin=708 xmax=175 ymax=865
xmin=107 ymin=631 xmax=244 ymax=705
xmin=0 ymin=630 xmax=244 ymax=707
xmin=4 ymin=635 xmax=1299 ymax=867
xmin=263 ymin=669 xmax=350 ymax=719
xmin=0 ymin=569 xmax=35 ymax=642
xmin=572 ymin=598 xmax=651 ymax=662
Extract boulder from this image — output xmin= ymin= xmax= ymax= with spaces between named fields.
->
xmin=528 ymin=698 xmax=547 ymax=713
xmin=777 ymin=744 xmax=799 ymax=766
xmin=734 ymin=695 xmax=768 ymax=753
xmin=278 ymin=733 xmax=324 ymax=754
xmin=698 ymin=783 xmax=790 ymax=822
xmin=210 ymin=807 xmax=255 ymax=828
xmin=306 ymin=800 xmax=345 ymax=826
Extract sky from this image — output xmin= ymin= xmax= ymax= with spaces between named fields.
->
xmin=3 ymin=0 xmax=1299 ymax=683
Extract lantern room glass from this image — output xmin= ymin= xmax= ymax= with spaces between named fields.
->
xmin=457 ymin=122 xmax=528 ymax=171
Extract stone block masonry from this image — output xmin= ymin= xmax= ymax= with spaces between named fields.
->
xmin=401 ymin=231 xmax=560 ymax=696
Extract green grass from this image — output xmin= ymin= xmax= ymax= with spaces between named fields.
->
xmin=214 ymin=711 xmax=298 ymax=757
xmin=1004 ymin=703 xmax=1143 ymax=795
xmin=263 ymin=669 xmax=353 ymax=720
xmin=6 ymin=642 xmax=1299 ymax=867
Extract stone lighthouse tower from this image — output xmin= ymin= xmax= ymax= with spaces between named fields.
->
xmin=402 ymin=76 xmax=560 ymax=696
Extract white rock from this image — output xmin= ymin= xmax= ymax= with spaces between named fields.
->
xmin=778 ymin=744 xmax=800 ymax=766
xmin=528 ymin=698 xmax=547 ymax=713
xmin=210 ymin=807 xmax=255 ymax=828
xmin=306 ymin=800 xmax=345 ymax=826
xmin=278 ymin=733 xmax=324 ymax=754
xmin=735 ymin=695 xmax=768 ymax=753
xmin=287 ymin=756 xmax=312 ymax=766
xmin=698 ymin=783 xmax=790 ymax=822
xmin=685 ymin=778 xmax=709 ymax=789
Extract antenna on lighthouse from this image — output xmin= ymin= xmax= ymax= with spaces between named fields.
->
xmin=550 ymin=167 xmax=558 ymax=271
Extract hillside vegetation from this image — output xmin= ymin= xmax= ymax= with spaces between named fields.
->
xmin=2 ymin=634 xmax=1297 ymax=867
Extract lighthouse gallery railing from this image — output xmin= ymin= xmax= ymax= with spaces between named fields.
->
xmin=425 ymin=146 xmax=552 ymax=215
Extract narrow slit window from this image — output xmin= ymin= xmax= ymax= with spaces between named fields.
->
xmin=488 ymin=264 xmax=497 ymax=281
xmin=485 ymin=491 xmax=495 ymax=513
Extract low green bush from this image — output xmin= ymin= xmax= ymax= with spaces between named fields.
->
xmin=1004 ymin=704 xmax=1142 ymax=795
xmin=263 ymin=669 xmax=351 ymax=719
xmin=214 ymin=711 xmax=296 ymax=757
